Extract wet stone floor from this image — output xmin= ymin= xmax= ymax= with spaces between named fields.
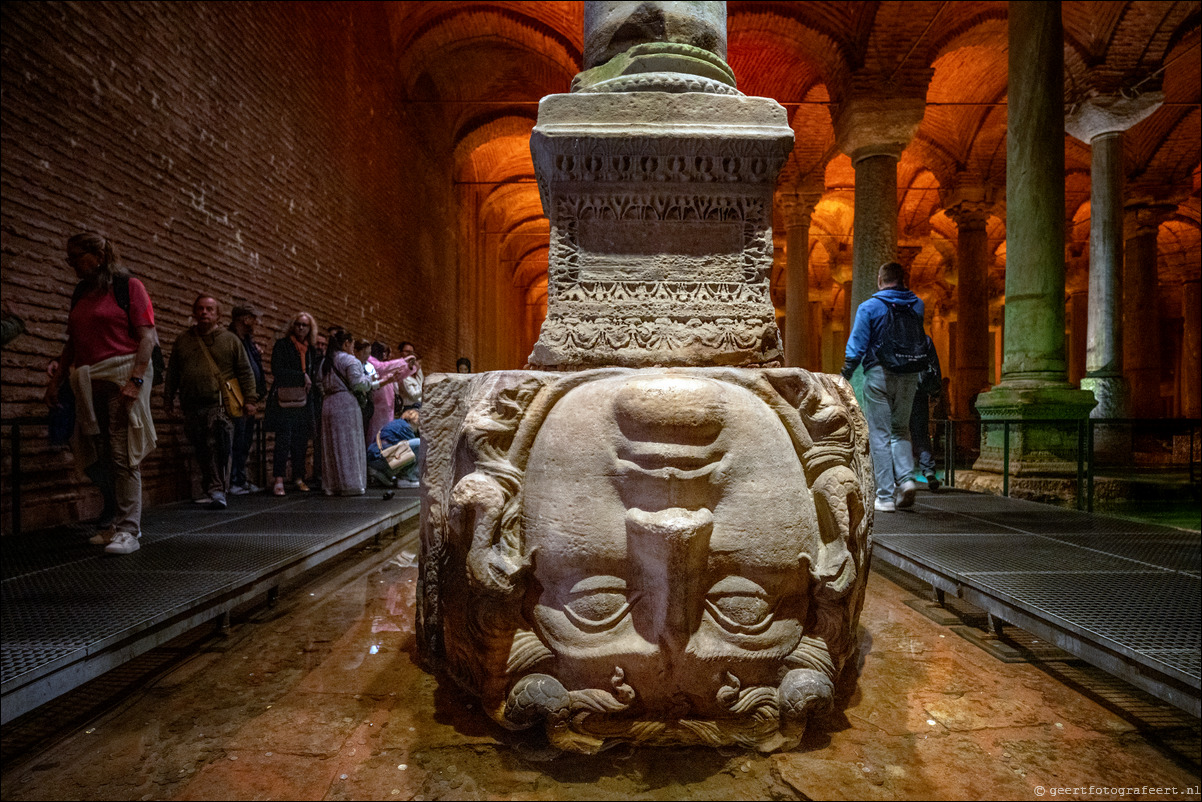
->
xmin=2 ymin=525 xmax=1199 ymax=801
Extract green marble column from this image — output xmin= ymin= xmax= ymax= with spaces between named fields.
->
xmin=973 ymin=1 xmax=1095 ymax=476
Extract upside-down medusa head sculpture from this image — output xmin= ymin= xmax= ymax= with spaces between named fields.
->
xmin=427 ymin=368 xmax=872 ymax=753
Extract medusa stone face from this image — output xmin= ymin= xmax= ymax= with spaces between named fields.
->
xmin=521 ymin=372 xmax=818 ymax=718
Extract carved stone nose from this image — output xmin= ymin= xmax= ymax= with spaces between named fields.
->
xmin=625 ymin=507 xmax=713 ymax=653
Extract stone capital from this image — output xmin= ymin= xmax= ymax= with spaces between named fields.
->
xmin=1124 ymin=201 xmax=1174 ymax=238
xmin=779 ymin=189 xmax=822 ymax=230
xmin=1065 ymin=91 xmax=1164 ymax=143
xmin=896 ymin=244 xmax=923 ymax=268
xmin=944 ymin=198 xmax=993 ymax=231
xmin=833 ymin=95 xmax=925 ymax=164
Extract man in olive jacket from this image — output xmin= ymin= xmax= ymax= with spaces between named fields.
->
xmin=164 ymin=295 xmax=258 ymax=509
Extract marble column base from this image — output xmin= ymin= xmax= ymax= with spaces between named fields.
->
xmin=418 ymin=367 xmax=873 ymax=753
xmin=1080 ymin=375 xmax=1131 ymax=461
xmin=971 ymin=383 xmax=1097 ymax=475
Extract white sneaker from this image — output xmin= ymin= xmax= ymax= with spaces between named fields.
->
xmin=207 ymin=491 xmax=228 ymax=510
xmin=194 ymin=494 xmax=214 ymax=504
xmin=896 ymin=480 xmax=918 ymax=509
xmin=394 ymin=478 xmax=420 ymax=488
xmin=228 ymin=484 xmax=250 ymax=496
xmin=875 ymin=498 xmax=897 ymax=513
xmin=105 ymin=532 xmax=141 ymax=555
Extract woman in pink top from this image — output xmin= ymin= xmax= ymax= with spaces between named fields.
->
xmin=45 ymin=232 xmax=159 ymax=555
xmin=365 ymin=341 xmax=418 ymax=446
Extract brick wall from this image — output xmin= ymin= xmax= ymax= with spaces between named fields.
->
xmin=1 ymin=1 xmax=461 ymax=532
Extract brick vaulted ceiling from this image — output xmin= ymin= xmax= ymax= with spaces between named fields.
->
xmin=386 ymin=1 xmax=1200 ymax=319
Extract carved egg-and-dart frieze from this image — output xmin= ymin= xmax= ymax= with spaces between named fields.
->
xmin=418 ymin=368 xmax=873 ymax=753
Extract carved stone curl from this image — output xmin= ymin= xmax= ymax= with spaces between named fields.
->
xmin=418 ymin=368 xmax=873 ymax=754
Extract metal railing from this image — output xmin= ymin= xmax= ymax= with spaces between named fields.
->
xmin=939 ymin=417 xmax=1200 ymax=511
xmin=1 ymin=415 xmax=271 ymax=535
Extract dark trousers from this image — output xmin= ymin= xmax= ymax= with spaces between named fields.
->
xmin=231 ymin=415 xmax=257 ymax=487
xmin=273 ymin=412 xmax=310 ymax=481
xmin=184 ymin=405 xmax=233 ymax=495
xmin=910 ymin=389 xmax=936 ymax=476
xmin=310 ymin=395 xmax=323 ymax=484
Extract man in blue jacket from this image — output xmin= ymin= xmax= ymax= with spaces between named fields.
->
xmin=841 ymin=262 xmax=924 ymax=512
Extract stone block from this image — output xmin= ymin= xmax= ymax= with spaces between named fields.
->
xmin=418 ymin=367 xmax=873 ymax=753
xmin=527 ymin=91 xmax=794 ymax=369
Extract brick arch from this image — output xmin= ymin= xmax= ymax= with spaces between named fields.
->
xmin=923 ymin=9 xmax=1007 ymax=66
xmin=899 ymin=168 xmax=943 ymax=241
xmin=479 ymin=182 xmax=544 ymax=232
xmin=728 ymin=3 xmax=855 ymax=102
xmin=453 ymin=113 xmax=538 ymax=182
xmin=394 ymin=3 xmax=581 ymax=99
xmin=920 ymin=39 xmax=1009 ymax=180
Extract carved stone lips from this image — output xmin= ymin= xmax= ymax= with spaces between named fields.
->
xmin=613 ymin=441 xmax=727 ymax=482
xmin=614 ymin=456 xmax=724 ymax=482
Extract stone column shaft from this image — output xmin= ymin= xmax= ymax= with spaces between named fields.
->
xmin=948 ymin=205 xmax=991 ymax=418
xmin=1068 ymin=291 xmax=1088 ymax=384
xmin=850 ymin=153 xmax=899 ymax=313
xmin=1124 ymin=208 xmax=1162 ymax=417
xmin=1000 ymin=0 xmax=1066 ymax=383
xmin=1183 ymin=280 xmax=1201 ymax=418
xmin=833 ymin=92 xmax=925 ymax=317
xmin=1065 ymin=90 xmax=1164 ymax=418
xmin=1082 ymin=131 xmax=1128 ymax=417
xmin=970 ymin=0 xmax=1095 ymax=476
xmin=783 ymin=195 xmax=818 ymax=369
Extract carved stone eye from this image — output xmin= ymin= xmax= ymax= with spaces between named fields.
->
xmin=704 ymin=575 xmax=774 ymax=635
xmin=563 ymin=576 xmax=631 ymax=630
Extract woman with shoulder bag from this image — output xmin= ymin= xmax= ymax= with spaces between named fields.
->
xmin=319 ymin=329 xmax=372 ymax=496
xmin=267 ymin=312 xmax=317 ymax=496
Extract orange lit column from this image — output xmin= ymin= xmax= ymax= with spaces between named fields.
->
xmin=833 ymin=91 xmax=927 ymax=315
xmin=1123 ymin=204 xmax=1167 ymax=418
xmin=946 ymin=200 xmax=992 ymax=419
xmin=1183 ymin=279 xmax=1201 ymax=419
xmin=781 ymin=192 xmax=820 ymax=369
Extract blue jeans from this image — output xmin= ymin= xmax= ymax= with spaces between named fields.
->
xmin=863 ymin=366 xmax=918 ymax=502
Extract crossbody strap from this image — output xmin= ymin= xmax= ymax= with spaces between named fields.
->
xmin=193 ymin=331 xmax=225 ymax=385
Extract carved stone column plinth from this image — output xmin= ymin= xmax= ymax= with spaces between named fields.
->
xmin=418 ymin=368 xmax=872 ymax=754
xmin=526 ymin=91 xmax=794 ymax=368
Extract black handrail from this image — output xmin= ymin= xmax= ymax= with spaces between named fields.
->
xmin=933 ymin=416 xmax=1200 ymax=510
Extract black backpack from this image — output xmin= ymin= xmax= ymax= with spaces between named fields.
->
xmin=874 ymin=296 xmax=928 ymax=374
xmin=70 ymin=275 xmax=166 ymax=385
xmin=917 ymin=336 xmax=943 ymax=395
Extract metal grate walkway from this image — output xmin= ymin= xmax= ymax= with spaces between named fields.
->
xmin=1 ymin=491 xmax=420 ymax=724
xmin=874 ymin=489 xmax=1200 ymax=717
